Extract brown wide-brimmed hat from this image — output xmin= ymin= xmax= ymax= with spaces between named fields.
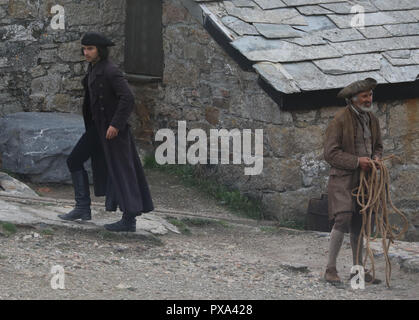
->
xmin=337 ymin=77 xmax=377 ymax=99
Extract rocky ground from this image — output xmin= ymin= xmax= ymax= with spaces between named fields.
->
xmin=0 ymin=169 xmax=418 ymax=300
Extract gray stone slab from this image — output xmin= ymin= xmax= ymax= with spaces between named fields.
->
xmin=293 ymin=15 xmax=336 ymax=32
xmin=0 ymin=172 xmax=39 ymax=198
xmin=0 ymin=112 xmax=90 ymax=183
xmin=221 ymin=15 xmax=259 ymax=35
xmin=383 ymin=49 xmax=419 ymax=66
xmin=296 ymin=5 xmax=333 ymax=15
xmin=327 ymin=11 xmax=417 ymax=28
xmin=313 ymin=53 xmax=382 ymax=75
xmin=231 ymin=36 xmax=342 ymax=63
xmin=282 ymin=0 xmax=346 ymax=5
xmin=277 ymin=62 xmax=321 ymax=90
xmin=0 ymin=24 xmax=36 ymax=42
xmin=253 ymin=23 xmax=304 ymax=39
xmin=253 ymin=62 xmax=301 ymax=94
xmin=225 ymin=2 xmax=307 ymax=25
xmin=253 ymin=0 xmax=287 ymax=10
xmin=0 ymin=198 xmax=179 ymax=236
xmin=315 ymin=28 xmax=364 ymax=42
xmin=220 ymin=15 xmax=239 ymax=25
xmin=410 ymin=10 xmax=419 ymax=21
xmin=397 ymin=35 xmax=419 ymax=50
xmin=385 ymin=49 xmax=412 ymax=59
xmin=232 ymin=0 xmax=255 ymax=7
xmin=281 ymin=61 xmax=387 ymax=91
xmin=330 ymin=36 xmax=419 ymax=55
xmin=379 ymin=57 xmax=419 ymax=82
xmin=383 ymin=23 xmax=419 ymax=37
xmin=320 ymin=0 xmax=379 ymax=14
xmin=358 ymin=26 xmax=392 ymax=39
xmin=371 ymin=0 xmax=419 ymax=11
xmin=285 ymin=34 xmax=327 ymax=46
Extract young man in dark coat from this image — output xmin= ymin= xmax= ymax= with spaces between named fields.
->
xmin=58 ymin=32 xmax=154 ymax=232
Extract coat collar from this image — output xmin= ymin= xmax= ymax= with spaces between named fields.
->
xmin=87 ymin=59 xmax=107 ymax=86
xmin=344 ymin=105 xmax=378 ymax=152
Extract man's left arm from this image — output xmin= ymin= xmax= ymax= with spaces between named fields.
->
xmin=107 ymin=65 xmax=135 ymax=131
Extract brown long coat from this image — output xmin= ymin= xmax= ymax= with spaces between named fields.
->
xmin=323 ymin=106 xmax=383 ymax=221
xmin=81 ymin=58 xmax=154 ymax=215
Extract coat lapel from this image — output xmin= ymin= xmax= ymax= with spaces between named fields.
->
xmin=87 ymin=60 xmax=106 ymax=106
xmin=343 ymin=106 xmax=356 ymax=155
xmin=88 ymin=59 xmax=106 ymax=87
xmin=369 ymin=111 xmax=378 ymax=153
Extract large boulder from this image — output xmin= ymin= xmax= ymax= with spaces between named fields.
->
xmin=0 ymin=112 xmax=90 ymax=183
xmin=0 ymin=172 xmax=39 ymax=198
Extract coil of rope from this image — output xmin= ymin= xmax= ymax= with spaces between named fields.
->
xmin=352 ymin=155 xmax=409 ymax=288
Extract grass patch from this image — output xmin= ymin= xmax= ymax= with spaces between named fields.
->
xmin=166 ymin=216 xmax=230 ymax=234
xmin=259 ymin=226 xmax=299 ymax=235
xmin=144 ymin=155 xmax=262 ymax=220
xmin=180 ymin=217 xmax=230 ymax=228
xmin=277 ymin=218 xmax=305 ymax=230
xmin=166 ymin=217 xmax=191 ymax=235
xmin=97 ymin=230 xmax=126 ymax=241
xmin=40 ymin=228 xmax=55 ymax=236
xmin=260 ymin=219 xmax=306 ymax=234
xmin=0 ymin=222 xmax=17 ymax=235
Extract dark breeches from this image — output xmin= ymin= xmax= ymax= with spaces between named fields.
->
xmin=67 ymin=125 xmax=103 ymax=173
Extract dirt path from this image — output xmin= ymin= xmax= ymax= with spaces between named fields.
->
xmin=0 ymin=221 xmax=418 ymax=300
xmin=0 ymin=169 xmax=418 ymax=300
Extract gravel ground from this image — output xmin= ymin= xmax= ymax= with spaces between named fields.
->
xmin=1 ymin=169 xmax=418 ymax=300
xmin=0 ymin=221 xmax=418 ymax=300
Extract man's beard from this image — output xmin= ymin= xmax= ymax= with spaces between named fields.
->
xmin=358 ymin=103 xmax=373 ymax=112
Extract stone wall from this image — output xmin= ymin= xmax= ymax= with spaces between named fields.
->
xmin=1 ymin=0 xmax=418 ymax=238
xmin=131 ymin=0 xmax=419 ymax=239
xmin=0 ymin=0 xmax=125 ymax=117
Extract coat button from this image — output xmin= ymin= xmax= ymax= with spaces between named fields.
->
xmin=99 ymin=95 xmax=103 ymax=99
xmin=99 ymin=84 xmax=103 ymax=87
xmin=100 ymin=107 xmax=104 ymax=111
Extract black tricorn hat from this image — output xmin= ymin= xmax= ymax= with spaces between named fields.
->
xmin=81 ymin=32 xmax=115 ymax=47
xmin=337 ymin=77 xmax=377 ymax=99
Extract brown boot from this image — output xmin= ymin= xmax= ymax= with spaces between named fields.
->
xmin=324 ymin=266 xmax=342 ymax=283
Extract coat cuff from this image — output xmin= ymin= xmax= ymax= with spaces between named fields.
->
xmin=110 ymin=120 xmax=124 ymax=131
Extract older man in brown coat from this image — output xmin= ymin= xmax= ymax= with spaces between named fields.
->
xmin=323 ymin=78 xmax=383 ymax=284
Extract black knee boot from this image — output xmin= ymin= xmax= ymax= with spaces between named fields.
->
xmin=105 ymin=177 xmax=118 ymax=212
xmin=58 ymin=170 xmax=91 ymax=221
xmin=104 ymin=212 xmax=137 ymax=232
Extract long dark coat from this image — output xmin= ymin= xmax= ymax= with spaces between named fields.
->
xmin=323 ymin=106 xmax=383 ymax=221
xmin=81 ymin=58 xmax=154 ymax=215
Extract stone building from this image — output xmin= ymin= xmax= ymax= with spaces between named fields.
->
xmin=0 ymin=0 xmax=418 ymax=238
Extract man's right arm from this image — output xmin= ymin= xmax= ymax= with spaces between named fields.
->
xmin=324 ymin=119 xmax=359 ymax=171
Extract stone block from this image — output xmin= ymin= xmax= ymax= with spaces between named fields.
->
xmin=0 ymin=112 xmax=90 ymax=183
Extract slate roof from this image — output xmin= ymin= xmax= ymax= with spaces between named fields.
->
xmin=192 ymin=0 xmax=419 ymax=105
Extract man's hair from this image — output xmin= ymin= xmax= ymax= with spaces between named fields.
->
xmin=97 ymin=46 xmax=110 ymax=60
xmin=81 ymin=46 xmax=110 ymax=60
